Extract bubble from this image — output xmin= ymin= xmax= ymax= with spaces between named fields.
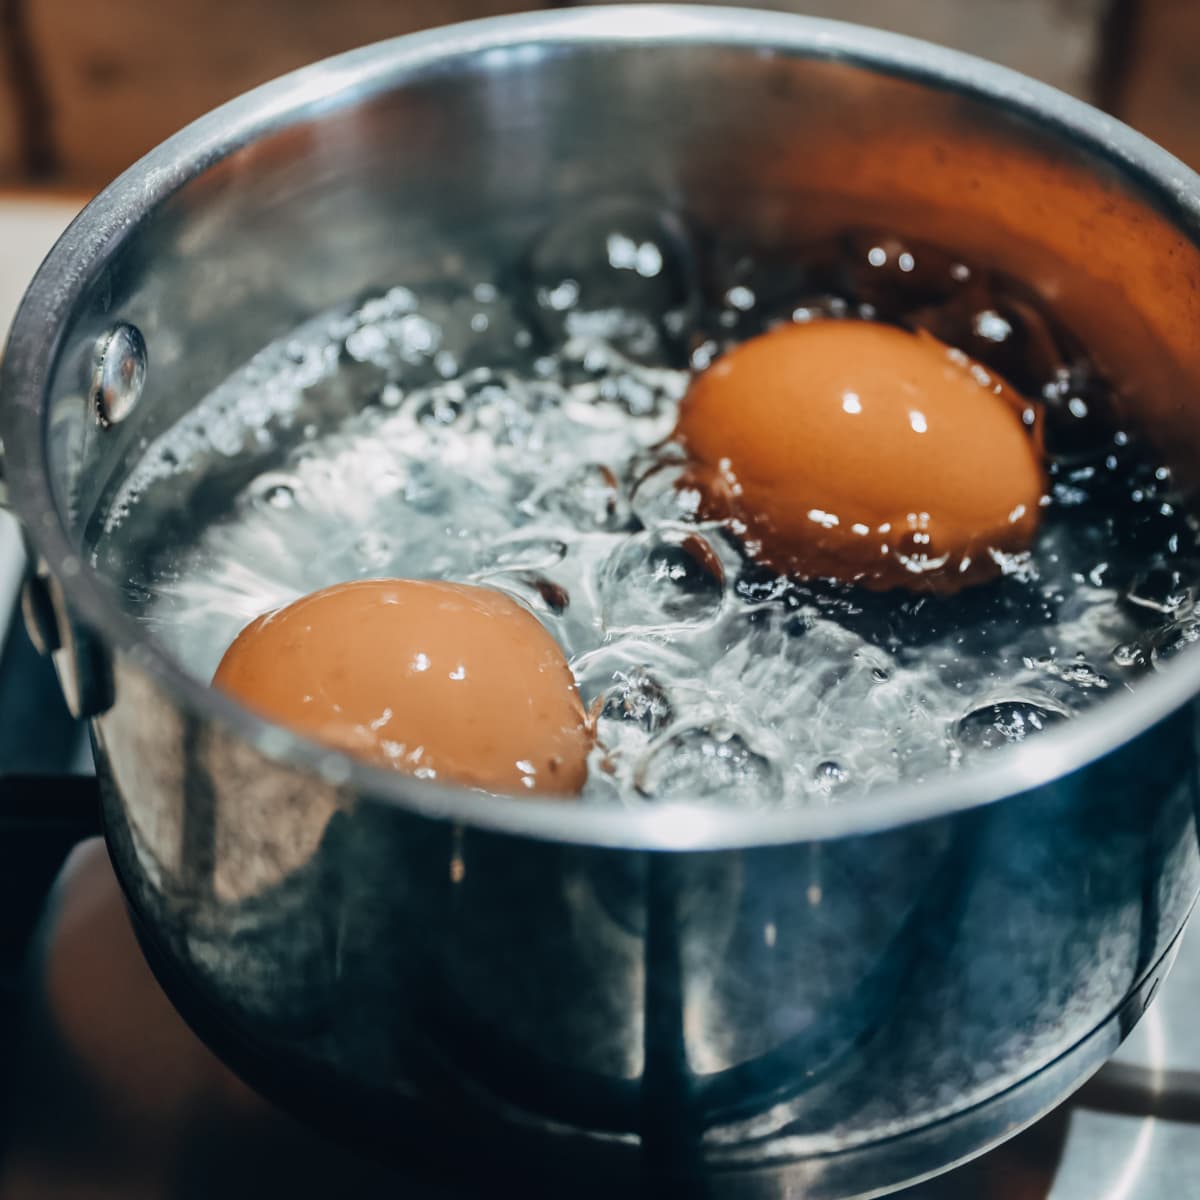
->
xmin=1058 ymin=662 xmax=1109 ymax=689
xmin=397 ymin=459 xmax=452 ymax=514
xmin=1151 ymin=617 xmax=1200 ymax=668
xmin=972 ymin=309 xmax=1013 ymax=343
xmin=597 ymin=370 xmax=663 ymax=417
xmin=701 ymin=240 xmax=820 ymax=338
xmin=411 ymin=382 xmax=467 ymax=428
xmin=1023 ymin=654 xmax=1110 ymax=691
xmin=635 ymin=722 xmax=782 ymax=807
xmin=464 ymin=374 xmax=572 ymax=451
xmin=344 ymin=312 xmax=443 ymax=372
xmin=476 ymin=394 xmax=540 ymax=450
xmin=629 ymin=461 xmax=705 ymax=529
xmin=122 ymin=581 xmax=153 ymax=608
xmin=1112 ymin=641 xmax=1148 ymax=670
xmin=459 ymin=369 xmax=511 ymax=405
xmin=355 ymin=531 xmax=392 ymax=571
xmin=1125 ymin=564 xmax=1194 ymax=616
xmin=600 ymin=530 xmax=725 ymax=632
xmin=343 ymin=324 xmax=390 ymax=363
xmin=1040 ymin=367 xmax=1120 ymax=462
xmin=533 ymin=463 xmax=630 ymax=531
xmin=790 ymin=295 xmax=854 ymax=325
xmin=725 ymin=285 xmax=757 ymax=312
xmin=264 ymin=484 xmax=295 ymax=509
xmin=522 ymin=198 xmax=697 ymax=362
xmin=594 ymin=666 xmax=674 ymax=736
xmin=813 ymin=760 xmax=849 ymax=794
xmin=344 ymin=285 xmax=516 ymax=397
xmin=954 ymin=701 xmax=1067 ymax=752
xmin=474 ymin=537 xmax=567 ymax=573
xmin=573 ymin=640 xmax=694 ymax=749
xmin=558 ymin=339 xmax=688 ymax=423
xmin=690 ymin=336 xmax=721 ymax=370
xmin=250 ymin=473 xmax=301 ymax=511
xmin=838 ymin=232 xmax=966 ymax=315
xmin=990 ymin=549 xmax=1039 ymax=584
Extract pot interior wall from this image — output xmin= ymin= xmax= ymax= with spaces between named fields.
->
xmin=32 ymin=37 xmax=1200 ymax=607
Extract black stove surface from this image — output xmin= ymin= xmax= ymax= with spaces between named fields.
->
xmin=0 ymin=616 xmax=1195 ymax=1199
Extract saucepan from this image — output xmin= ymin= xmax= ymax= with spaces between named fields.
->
xmin=3 ymin=7 xmax=1200 ymax=1197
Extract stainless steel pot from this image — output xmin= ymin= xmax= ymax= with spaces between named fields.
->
xmin=4 ymin=7 xmax=1200 ymax=1197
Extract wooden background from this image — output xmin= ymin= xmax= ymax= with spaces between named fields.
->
xmin=0 ymin=0 xmax=1196 ymax=189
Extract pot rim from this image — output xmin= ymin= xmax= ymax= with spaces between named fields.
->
xmin=5 ymin=4 xmax=1200 ymax=851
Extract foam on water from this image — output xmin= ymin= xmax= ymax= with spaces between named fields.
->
xmin=98 ymin=206 xmax=1200 ymax=808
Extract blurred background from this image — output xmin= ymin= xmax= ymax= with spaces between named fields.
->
xmin=0 ymin=0 xmax=1196 ymax=329
xmin=0 ymin=0 xmax=1195 ymax=191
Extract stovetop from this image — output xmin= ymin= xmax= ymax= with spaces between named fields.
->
xmin=0 ymin=197 xmax=1197 ymax=1199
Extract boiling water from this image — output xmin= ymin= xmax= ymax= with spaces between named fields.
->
xmin=99 ymin=203 xmax=1199 ymax=807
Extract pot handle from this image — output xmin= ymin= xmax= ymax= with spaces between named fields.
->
xmin=19 ymin=566 xmax=114 ymax=720
xmin=0 ymin=467 xmax=113 ymax=719
xmin=11 ymin=517 xmax=113 ymax=720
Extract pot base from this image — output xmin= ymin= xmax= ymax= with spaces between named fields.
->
xmin=115 ymin=844 xmax=1185 ymax=1200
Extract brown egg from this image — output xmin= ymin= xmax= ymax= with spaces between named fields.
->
xmin=675 ymin=320 xmax=1044 ymax=592
xmin=214 ymin=579 xmax=591 ymax=796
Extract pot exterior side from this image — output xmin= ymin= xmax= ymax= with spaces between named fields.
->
xmin=94 ymin=644 xmax=1200 ymax=1195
